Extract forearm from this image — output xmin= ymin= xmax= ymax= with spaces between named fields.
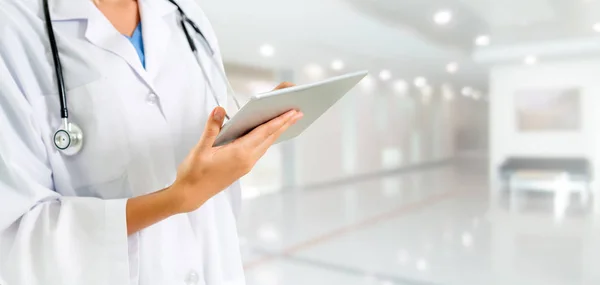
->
xmin=126 ymin=187 xmax=183 ymax=235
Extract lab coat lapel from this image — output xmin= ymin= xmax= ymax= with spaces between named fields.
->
xmin=84 ymin=7 xmax=147 ymax=77
xmin=49 ymin=0 xmax=88 ymax=20
xmin=139 ymin=0 xmax=175 ymax=80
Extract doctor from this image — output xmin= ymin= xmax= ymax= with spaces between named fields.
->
xmin=0 ymin=0 xmax=303 ymax=283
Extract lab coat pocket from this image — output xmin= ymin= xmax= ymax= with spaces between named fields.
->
xmin=64 ymin=78 xmax=132 ymax=193
xmin=36 ymin=77 xmax=132 ymax=196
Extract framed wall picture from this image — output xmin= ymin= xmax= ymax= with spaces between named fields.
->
xmin=515 ymin=88 xmax=581 ymax=132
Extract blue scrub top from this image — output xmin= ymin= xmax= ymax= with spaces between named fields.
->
xmin=124 ymin=23 xmax=145 ymax=68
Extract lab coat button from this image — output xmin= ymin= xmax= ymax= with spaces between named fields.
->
xmin=184 ymin=270 xmax=199 ymax=285
xmin=146 ymin=93 xmax=158 ymax=105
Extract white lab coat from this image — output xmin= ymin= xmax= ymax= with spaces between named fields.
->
xmin=0 ymin=0 xmax=244 ymax=284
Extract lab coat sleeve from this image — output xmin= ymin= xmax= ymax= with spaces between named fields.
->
xmin=228 ymin=180 xmax=242 ymax=219
xmin=0 ymin=57 xmax=130 ymax=284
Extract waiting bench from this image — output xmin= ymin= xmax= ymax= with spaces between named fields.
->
xmin=498 ymin=157 xmax=593 ymax=214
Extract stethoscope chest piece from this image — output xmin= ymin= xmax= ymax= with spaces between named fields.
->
xmin=54 ymin=120 xmax=83 ymax=156
xmin=44 ymin=0 xmax=238 ymax=157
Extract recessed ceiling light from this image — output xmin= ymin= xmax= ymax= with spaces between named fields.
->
xmin=379 ymin=70 xmax=392 ymax=81
xmin=475 ymin=35 xmax=490 ymax=46
xmin=414 ymin=77 xmax=427 ymax=88
xmin=462 ymin=86 xmax=473 ymax=96
xmin=393 ymin=79 xmax=408 ymax=94
xmin=461 ymin=232 xmax=474 ymax=247
xmin=331 ymin=60 xmax=345 ymax=71
xmin=360 ymin=75 xmax=375 ymax=90
xmin=446 ymin=62 xmax=459 ymax=74
xmin=305 ymin=63 xmax=324 ymax=78
xmin=259 ymin=44 xmax=275 ymax=57
xmin=434 ymin=10 xmax=452 ymax=25
xmin=524 ymin=55 xmax=538 ymax=65
xmin=416 ymin=258 xmax=428 ymax=271
xmin=594 ymin=22 xmax=600 ymax=32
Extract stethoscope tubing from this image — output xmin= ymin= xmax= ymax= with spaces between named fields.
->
xmin=43 ymin=0 xmax=241 ymax=154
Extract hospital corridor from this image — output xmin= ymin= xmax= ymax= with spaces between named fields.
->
xmin=205 ymin=0 xmax=600 ymax=284
xmin=1 ymin=0 xmax=600 ymax=284
xmin=239 ymin=158 xmax=591 ymax=285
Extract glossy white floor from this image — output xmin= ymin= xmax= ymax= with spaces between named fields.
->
xmin=237 ymin=159 xmax=600 ymax=285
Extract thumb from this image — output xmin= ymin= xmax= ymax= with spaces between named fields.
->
xmin=198 ymin=107 xmax=226 ymax=150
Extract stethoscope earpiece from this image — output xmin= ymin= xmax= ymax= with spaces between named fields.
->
xmin=53 ymin=120 xmax=83 ymax=156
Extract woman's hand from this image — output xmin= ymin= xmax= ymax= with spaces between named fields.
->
xmin=170 ymin=106 xmax=303 ymax=214
xmin=125 ymin=82 xmax=299 ymax=235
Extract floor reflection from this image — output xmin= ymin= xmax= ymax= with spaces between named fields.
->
xmin=239 ymin=159 xmax=600 ymax=285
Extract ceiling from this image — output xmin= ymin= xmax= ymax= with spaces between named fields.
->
xmin=200 ymin=0 xmax=600 ymax=89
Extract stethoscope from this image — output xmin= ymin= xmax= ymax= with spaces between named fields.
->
xmin=42 ymin=0 xmax=241 ymax=156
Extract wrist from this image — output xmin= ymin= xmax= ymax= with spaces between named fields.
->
xmin=125 ymin=184 xmax=188 ymax=235
xmin=165 ymin=181 xmax=211 ymax=214
xmin=163 ymin=183 xmax=187 ymax=215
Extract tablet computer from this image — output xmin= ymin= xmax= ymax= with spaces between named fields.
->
xmin=214 ymin=70 xmax=368 ymax=146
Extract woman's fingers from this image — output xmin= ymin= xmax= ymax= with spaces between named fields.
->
xmin=234 ymin=110 xmax=299 ymax=149
xmin=197 ymin=107 xmax=226 ymax=151
xmin=274 ymin=82 xmax=295 ymax=90
xmin=255 ymin=112 xmax=303 ymax=153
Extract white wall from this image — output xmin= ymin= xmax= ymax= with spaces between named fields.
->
xmin=488 ymin=58 xmax=600 ymax=186
xmin=291 ymin=71 xmax=459 ymax=187
xmin=225 ymin=63 xmax=489 ymax=193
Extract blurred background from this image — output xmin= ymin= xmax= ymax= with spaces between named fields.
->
xmin=202 ymin=0 xmax=600 ymax=284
